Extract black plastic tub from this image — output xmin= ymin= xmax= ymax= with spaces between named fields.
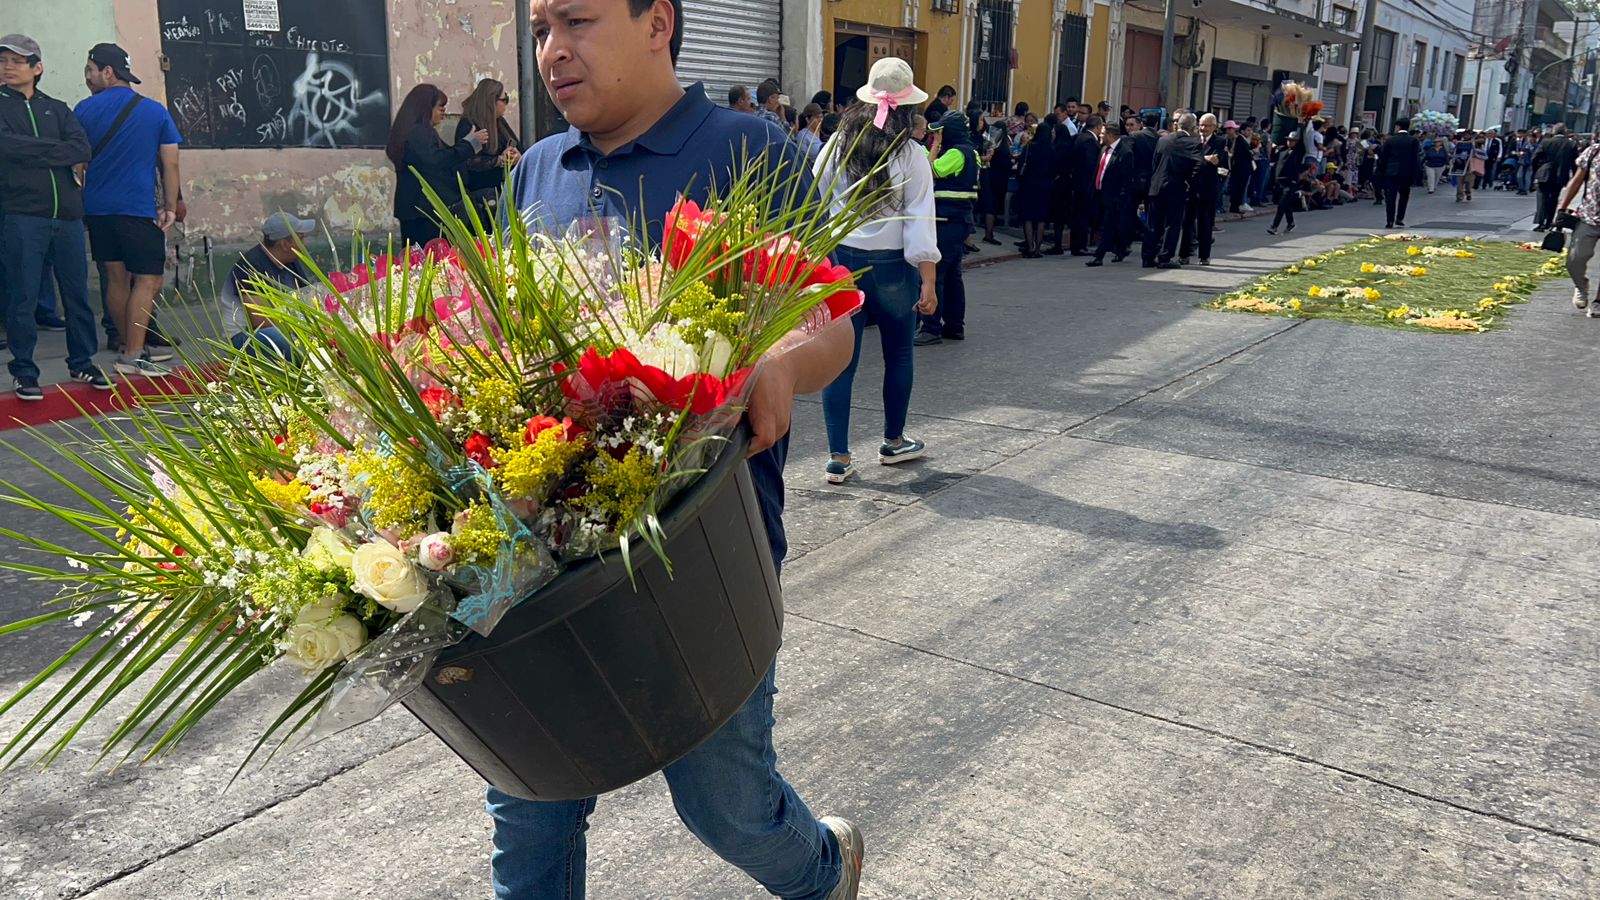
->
xmin=402 ymin=436 xmax=784 ymax=800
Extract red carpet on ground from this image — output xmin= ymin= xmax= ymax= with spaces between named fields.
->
xmin=0 ymin=368 xmax=210 ymax=431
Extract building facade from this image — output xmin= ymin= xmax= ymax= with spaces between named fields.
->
xmin=1354 ymin=0 xmax=1473 ymax=131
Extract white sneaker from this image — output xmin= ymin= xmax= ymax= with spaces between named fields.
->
xmin=1575 ymin=288 xmax=1590 ymax=309
xmin=1589 ymin=306 xmax=1600 ymax=319
xmin=1240 ymin=204 xmax=1254 ymax=214
xmin=821 ymin=817 xmax=864 ymax=900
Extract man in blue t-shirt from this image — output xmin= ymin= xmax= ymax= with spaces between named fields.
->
xmin=73 ymin=43 xmax=181 ymax=377
xmin=491 ymin=2 xmax=861 ymax=898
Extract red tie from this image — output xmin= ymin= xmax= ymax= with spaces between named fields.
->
xmin=1096 ymin=147 xmax=1111 ymax=190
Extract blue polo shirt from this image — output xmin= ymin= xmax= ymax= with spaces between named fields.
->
xmin=74 ymin=86 xmax=182 ymax=218
xmin=508 ymin=85 xmax=802 ymax=566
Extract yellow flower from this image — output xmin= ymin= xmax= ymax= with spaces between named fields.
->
xmin=1288 ymin=298 xmax=1303 ymax=311
xmin=1307 ymin=285 xmax=1323 ymax=297
xmin=1478 ymin=298 xmax=1500 ymax=310
xmin=1287 ymin=265 xmax=1301 ymax=274
xmin=1407 ymin=246 xmax=1422 ymax=256
xmin=581 ymin=445 xmax=663 ymax=523
xmin=348 ymin=451 xmax=438 ymax=536
xmin=493 ymin=429 xmax=589 ymax=499
xmin=1360 ymin=262 xmax=1377 ymax=273
xmin=1415 ymin=316 xmax=1481 ymax=331
xmin=1387 ymin=305 xmax=1411 ymax=320
xmin=255 ymin=477 xmax=311 ymax=512
xmin=1492 ymin=282 xmax=1509 ymax=292
xmin=1364 ymin=288 xmax=1381 ymax=301
xmin=1411 ymin=267 xmax=1427 ymax=276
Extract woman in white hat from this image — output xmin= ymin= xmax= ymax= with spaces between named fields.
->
xmin=813 ymin=57 xmax=940 ymax=485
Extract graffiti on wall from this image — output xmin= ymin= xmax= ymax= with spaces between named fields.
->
xmin=157 ymin=0 xmax=391 ymax=149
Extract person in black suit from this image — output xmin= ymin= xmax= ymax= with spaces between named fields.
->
xmin=1068 ymin=115 xmax=1105 ymax=254
xmin=1045 ymin=116 xmax=1077 ymax=253
xmin=1142 ymin=113 xmax=1202 ymax=268
xmin=1533 ymin=125 xmax=1579 ymax=230
xmin=1377 ymin=118 xmax=1424 ymax=228
xmin=1180 ymin=113 xmax=1228 ymax=265
xmin=1126 ymin=113 xmax=1159 ymax=250
xmin=1087 ymin=121 xmax=1138 ymax=265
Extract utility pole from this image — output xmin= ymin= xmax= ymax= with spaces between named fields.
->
xmin=1351 ymin=0 xmax=1381 ymax=130
xmin=517 ymin=0 xmax=539 ymax=142
xmin=1160 ymin=0 xmax=1177 ymax=116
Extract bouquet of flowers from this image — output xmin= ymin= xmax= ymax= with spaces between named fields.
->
xmin=1413 ymin=110 xmax=1459 ymax=137
xmin=0 ymin=157 xmax=887 ymax=778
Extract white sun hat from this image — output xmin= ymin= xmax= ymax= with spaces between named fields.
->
xmin=855 ymin=57 xmax=929 ymax=129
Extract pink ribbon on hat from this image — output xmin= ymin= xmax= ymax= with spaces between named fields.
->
xmin=869 ymin=84 xmax=920 ymax=130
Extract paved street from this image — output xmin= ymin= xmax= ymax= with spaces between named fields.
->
xmin=2 ymin=187 xmax=1597 ymax=899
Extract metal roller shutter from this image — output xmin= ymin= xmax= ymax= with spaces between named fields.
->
xmin=677 ymin=0 xmax=784 ymax=104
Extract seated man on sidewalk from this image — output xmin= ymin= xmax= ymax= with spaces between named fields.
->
xmin=219 ymin=213 xmax=315 ymax=361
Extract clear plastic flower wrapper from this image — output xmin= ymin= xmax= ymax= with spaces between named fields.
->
xmin=0 ymin=154 xmax=889 ymax=779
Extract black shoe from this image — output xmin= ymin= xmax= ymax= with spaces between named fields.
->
xmin=943 ymin=330 xmax=965 ymax=341
xmin=1014 ymin=240 xmax=1030 ymax=249
xmin=1266 ymin=227 xmax=1278 ymax=235
xmin=147 ymin=329 xmax=178 ymax=349
xmin=14 ymin=378 xmax=42 ymax=401
xmin=965 ymin=243 xmax=982 ymax=253
xmin=1070 ymin=250 xmax=1092 ymax=257
xmin=1178 ymin=257 xmax=1191 ymax=266
xmin=1025 ymin=250 xmax=1045 ymax=259
xmin=35 ymin=316 xmax=67 ymax=332
xmin=1395 ymin=220 xmax=1406 ymax=227
xmin=1141 ymin=260 xmax=1156 ymax=268
xmin=1157 ymin=260 xmax=1182 ymax=269
xmin=1199 ymin=258 xmax=1212 ymax=266
xmin=70 ymin=366 xmax=114 ymax=391
xmin=1112 ymin=254 xmax=1128 ymax=263
xmin=983 ymin=236 xmax=1003 ymax=245
xmin=1042 ymin=246 xmax=1065 ymax=256
xmin=1286 ymin=222 xmax=1296 ymax=233
xmin=1085 ymin=257 xmax=1104 ymax=267
xmin=913 ymin=330 xmax=943 ymax=346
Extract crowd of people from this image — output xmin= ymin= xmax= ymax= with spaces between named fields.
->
xmin=1 ymin=35 xmax=183 ymax=400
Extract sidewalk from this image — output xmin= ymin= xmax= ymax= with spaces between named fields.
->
xmin=3 ymin=187 xmax=1597 ymax=899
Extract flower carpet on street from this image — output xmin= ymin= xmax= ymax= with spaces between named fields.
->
xmin=1206 ymin=235 xmax=1565 ymax=332
xmin=0 ymin=161 xmax=881 ymax=778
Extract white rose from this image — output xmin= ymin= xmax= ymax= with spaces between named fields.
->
xmin=301 ymin=526 xmax=355 ymax=573
xmin=350 ymin=541 xmax=430 ymax=613
xmin=699 ymin=333 xmax=734 ymax=378
xmin=417 ymin=532 xmax=455 ymax=572
xmin=279 ymin=598 xmax=366 ymax=674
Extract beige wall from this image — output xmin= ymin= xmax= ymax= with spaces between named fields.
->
xmin=114 ymin=0 xmax=521 ymax=244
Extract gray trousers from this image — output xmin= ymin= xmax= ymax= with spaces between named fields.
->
xmin=1567 ymin=220 xmax=1600 ymax=298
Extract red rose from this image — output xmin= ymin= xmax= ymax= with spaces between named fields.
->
xmin=464 ymin=432 xmax=496 ymax=468
xmin=524 ymin=415 xmax=579 ymax=444
xmin=419 ymin=387 xmax=460 ymax=418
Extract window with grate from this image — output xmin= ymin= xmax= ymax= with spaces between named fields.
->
xmin=1328 ymin=7 xmax=1354 ymax=66
xmin=971 ymin=0 xmax=1014 ymax=112
xmin=1056 ymin=13 xmax=1088 ymax=108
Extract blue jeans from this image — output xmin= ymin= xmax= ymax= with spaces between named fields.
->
xmin=484 ymin=665 xmax=841 ymax=899
xmin=821 ymin=245 xmax=918 ymax=457
xmin=231 ymin=326 xmax=296 ymax=362
xmin=2 ymin=215 xmax=97 ymax=380
xmin=1249 ymin=163 xmax=1272 ymax=207
xmin=37 ymin=258 xmax=58 ymax=319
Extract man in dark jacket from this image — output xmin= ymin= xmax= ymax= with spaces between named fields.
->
xmin=1086 ymin=121 xmax=1138 ymax=265
xmin=0 ymin=34 xmax=110 ymax=400
xmin=1045 ymin=115 xmax=1077 ymax=253
xmin=1533 ymin=125 xmax=1578 ymax=230
xmin=1142 ymin=112 xmax=1202 ymax=268
xmin=1180 ymin=113 xmax=1228 ymax=265
xmin=1067 ymin=115 xmax=1105 ymax=255
xmin=1377 ymin=118 xmax=1424 ymax=229
xmin=1127 ymin=112 xmax=1160 ymax=253
xmin=917 ymin=111 xmax=981 ymax=345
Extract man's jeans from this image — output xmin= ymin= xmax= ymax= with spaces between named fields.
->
xmin=1566 ymin=220 xmax=1600 ymax=300
xmin=2 ymin=215 xmax=97 ymax=381
xmin=484 ymin=665 xmax=842 ymax=899
xmin=231 ymin=326 xmax=296 ymax=363
xmin=1518 ymin=162 xmax=1534 ymax=194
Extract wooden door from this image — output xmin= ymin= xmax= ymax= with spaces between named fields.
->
xmin=1123 ymin=28 xmax=1164 ymax=112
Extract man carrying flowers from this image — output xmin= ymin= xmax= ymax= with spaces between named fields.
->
xmin=496 ymin=1 xmax=863 ymax=898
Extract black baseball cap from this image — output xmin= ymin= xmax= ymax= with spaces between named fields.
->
xmin=87 ymin=43 xmax=140 ymax=84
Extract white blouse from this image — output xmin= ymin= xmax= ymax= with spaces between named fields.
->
xmin=813 ymin=136 xmax=941 ymax=267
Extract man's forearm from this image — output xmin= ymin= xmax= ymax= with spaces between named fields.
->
xmin=159 ymin=149 xmax=181 ymax=211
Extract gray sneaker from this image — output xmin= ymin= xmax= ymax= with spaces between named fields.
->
xmin=821 ymin=816 xmax=863 ymax=900
xmin=1575 ymin=288 xmax=1589 ymax=309
xmin=115 ymin=354 xmax=174 ymax=377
